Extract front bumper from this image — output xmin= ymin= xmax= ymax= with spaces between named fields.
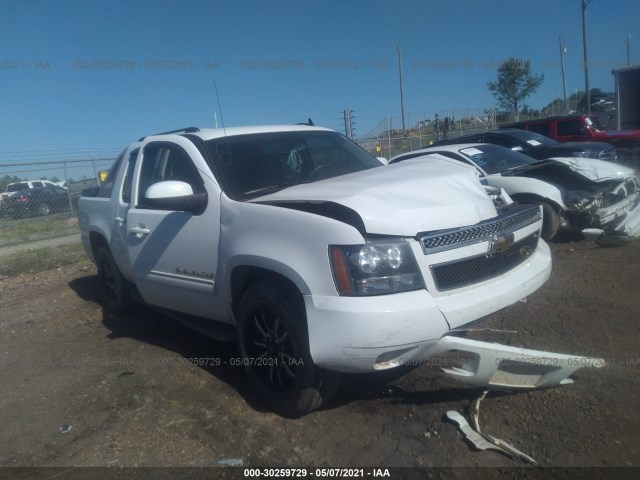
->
xmin=597 ymin=191 xmax=640 ymax=235
xmin=579 ymin=191 xmax=640 ymax=243
xmin=423 ymin=336 xmax=604 ymax=389
xmin=305 ymin=244 xmax=551 ymax=373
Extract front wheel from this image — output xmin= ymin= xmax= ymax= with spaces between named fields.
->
xmin=540 ymin=202 xmax=561 ymax=241
xmin=236 ymin=280 xmax=340 ymax=417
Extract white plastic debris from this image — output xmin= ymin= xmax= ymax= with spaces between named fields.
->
xmin=58 ymin=424 xmax=72 ymax=434
xmin=218 ymin=458 xmax=244 ymax=467
xmin=447 ymin=390 xmax=536 ymax=465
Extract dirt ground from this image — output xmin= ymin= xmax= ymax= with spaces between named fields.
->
xmin=0 ymin=236 xmax=639 ymax=477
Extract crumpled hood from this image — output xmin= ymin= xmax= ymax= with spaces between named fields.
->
xmin=252 ymin=156 xmax=497 ymax=236
xmin=545 ymin=157 xmax=635 ymax=182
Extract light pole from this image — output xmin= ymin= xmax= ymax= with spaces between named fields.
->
xmin=626 ymin=34 xmax=632 ymax=67
xmin=582 ymin=0 xmax=591 ymax=114
xmin=397 ymin=45 xmax=406 ymax=133
xmin=559 ymin=36 xmax=568 ymax=113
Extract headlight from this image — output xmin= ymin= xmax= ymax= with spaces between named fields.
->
xmin=329 ymin=240 xmax=425 ymax=296
xmin=572 ymin=150 xmax=596 ymax=158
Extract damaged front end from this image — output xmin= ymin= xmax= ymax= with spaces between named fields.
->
xmin=563 ymin=176 xmax=640 ymax=243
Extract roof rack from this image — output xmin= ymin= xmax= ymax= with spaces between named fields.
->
xmin=139 ymin=127 xmax=200 ymax=142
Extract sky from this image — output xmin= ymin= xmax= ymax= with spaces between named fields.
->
xmin=1 ymin=0 xmax=638 ymax=167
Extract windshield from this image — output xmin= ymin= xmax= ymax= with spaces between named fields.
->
xmin=501 ymin=129 xmax=558 ymax=147
xmin=205 ymin=130 xmax=382 ymax=200
xmin=458 ymin=144 xmax=537 ymax=174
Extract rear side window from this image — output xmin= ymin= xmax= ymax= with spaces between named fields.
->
xmin=7 ymin=182 xmax=28 ymax=192
xmin=97 ymin=150 xmax=126 ymax=198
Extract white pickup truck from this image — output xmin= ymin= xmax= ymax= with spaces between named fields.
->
xmin=78 ymin=125 xmax=601 ymax=416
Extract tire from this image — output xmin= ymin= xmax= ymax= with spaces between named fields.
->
xmin=37 ymin=203 xmax=51 ymax=216
xmin=95 ymin=246 xmax=133 ymax=313
xmin=236 ymin=280 xmax=341 ymax=417
xmin=540 ymin=202 xmax=561 ymax=241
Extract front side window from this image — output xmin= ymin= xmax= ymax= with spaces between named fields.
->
xmin=528 ymin=123 xmax=551 ymax=137
xmin=557 ymin=120 xmax=583 ymax=137
xmin=137 ymin=143 xmax=204 ymax=207
xmin=205 ymin=131 xmax=381 ymax=200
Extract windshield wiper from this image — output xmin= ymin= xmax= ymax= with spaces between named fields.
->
xmin=242 ymin=183 xmax=295 ymax=198
xmin=242 ymin=179 xmax=315 ymax=199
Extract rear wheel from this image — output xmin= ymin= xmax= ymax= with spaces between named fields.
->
xmin=37 ymin=203 xmax=51 ymax=216
xmin=236 ymin=280 xmax=341 ymax=417
xmin=540 ymin=202 xmax=561 ymax=241
xmin=95 ymin=246 xmax=132 ymax=313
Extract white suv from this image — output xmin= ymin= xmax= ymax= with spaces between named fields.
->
xmin=78 ymin=125 xmax=599 ymax=416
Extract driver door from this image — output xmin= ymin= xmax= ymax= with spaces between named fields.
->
xmin=126 ymin=138 xmax=221 ymax=319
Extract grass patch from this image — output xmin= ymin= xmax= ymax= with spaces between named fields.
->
xmin=0 ymin=215 xmax=80 ymax=247
xmin=0 ymin=242 xmax=88 ymax=277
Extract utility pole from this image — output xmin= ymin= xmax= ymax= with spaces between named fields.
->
xmin=626 ymin=34 xmax=632 ymax=67
xmin=559 ymin=36 xmax=568 ymax=114
xmin=582 ymin=0 xmax=591 ymax=114
xmin=397 ymin=45 xmax=406 ymax=133
xmin=342 ymin=109 xmax=355 ymax=139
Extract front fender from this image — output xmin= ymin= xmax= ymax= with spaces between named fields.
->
xmin=218 ymin=196 xmax=366 ymax=300
xmin=486 ymin=175 xmax=567 ymax=210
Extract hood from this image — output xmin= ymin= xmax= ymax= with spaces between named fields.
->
xmin=544 ymin=157 xmax=635 ymax=182
xmin=252 ymin=156 xmax=498 ymax=236
xmin=548 ymin=141 xmax=614 ymax=153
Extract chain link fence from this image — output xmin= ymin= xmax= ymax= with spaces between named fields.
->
xmin=0 ymin=157 xmax=116 ymax=248
xmin=354 ymin=99 xmax=597 ymax=159
xmin=356 ymin=109 xmax=499 ymax=159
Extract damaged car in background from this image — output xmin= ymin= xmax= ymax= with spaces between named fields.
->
xmin=390 ymin=143 xmax=640 ymax=244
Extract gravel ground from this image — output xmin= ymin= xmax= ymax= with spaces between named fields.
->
xmin=0 ymin=237 xmax=638 ymax=477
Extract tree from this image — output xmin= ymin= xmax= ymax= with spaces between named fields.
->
xmin=487 ymin=58 xmax=544 ymax=121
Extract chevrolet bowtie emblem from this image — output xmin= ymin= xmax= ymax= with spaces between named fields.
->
xmin=489 ymin=233 xmax=515 ymax=254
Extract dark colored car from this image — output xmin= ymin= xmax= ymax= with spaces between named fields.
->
xmin=433 ymin=129 xmax=618 ymax=163
xmin=5 ymin=185 xmax=77 ymax=219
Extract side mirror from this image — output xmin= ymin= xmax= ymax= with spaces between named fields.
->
xmin=144 ymin=181 xmax=207 ymax=213
xmin=376 ymin=157 xmax=389 ymax=165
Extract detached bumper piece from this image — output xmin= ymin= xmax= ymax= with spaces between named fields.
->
xmin=583 ymin=195 xmax=640 ymax=246
xmin=424 ymin=336 xmax=605 ymax=389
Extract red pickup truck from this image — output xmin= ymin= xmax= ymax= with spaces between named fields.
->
xmin=501 ymin=115 xmax=640 ymax=164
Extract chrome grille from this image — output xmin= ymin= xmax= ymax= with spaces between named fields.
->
xmin=431 ymin=234 xmax=539 ymax=291
xmin=419 ymin=204 xmax=541 ymax=254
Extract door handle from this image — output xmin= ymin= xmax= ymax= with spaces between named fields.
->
xmin=129 ymin=225 xmax=151 ymax=235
